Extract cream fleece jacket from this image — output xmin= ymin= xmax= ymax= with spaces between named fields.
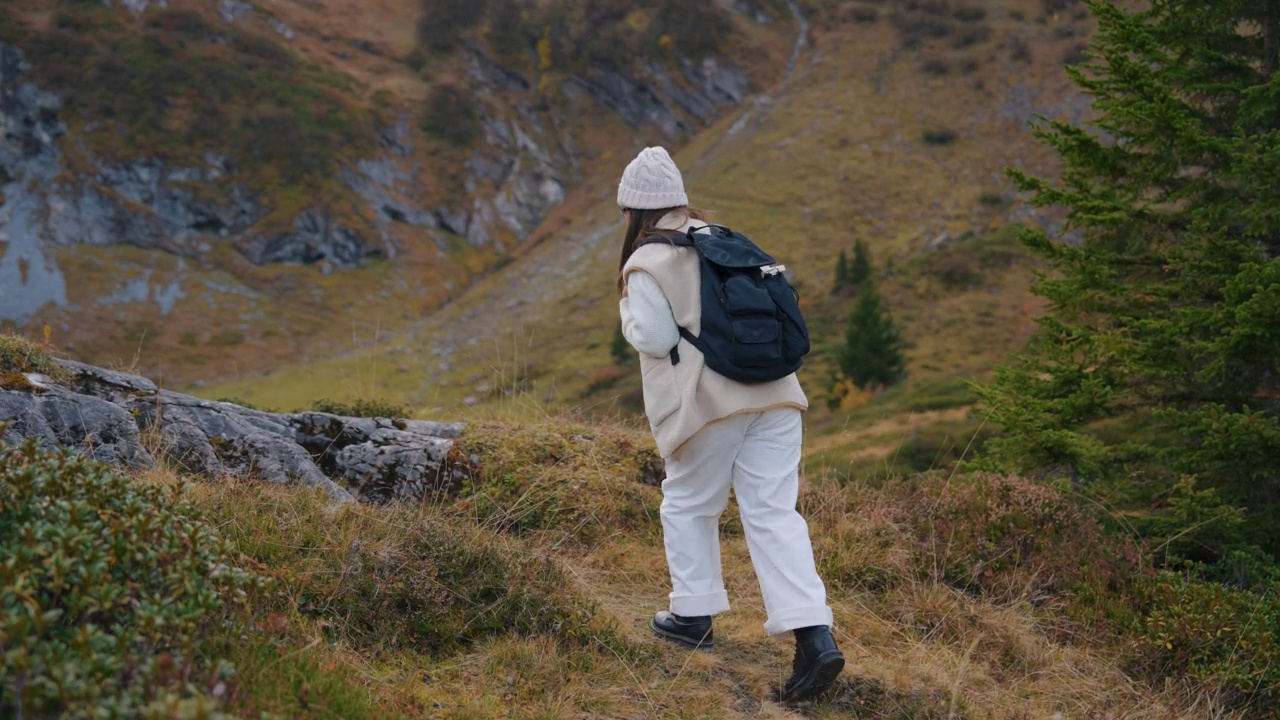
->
xmin=619 ymin=211 xmax=808 ymax=458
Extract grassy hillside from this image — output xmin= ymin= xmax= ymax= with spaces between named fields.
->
xmin=6 ymin=408 xmax=1269 ymax=718
xmin=202 ymin=0 xmax=1090 ymax=473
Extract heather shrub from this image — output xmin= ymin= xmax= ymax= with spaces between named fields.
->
xmin=891 ymin=472 xmax=1144 ymax=629
xmin=806 ymin=472 xmax=1143 ymax=631
xmin=807 ymin=492 xmax=914 ymax=593
xmin=0 ymin=442 xmax=261 ymax=718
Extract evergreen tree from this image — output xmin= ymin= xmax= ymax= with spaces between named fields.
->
xmin=837 ymin=282 xmax=906 ymax=390
xmin=832 ymin=249 xmax=850 ymax=294
xmin=974 ymin=0 xmax=1280 ymax=556
xmin=610 ymin=325 xmax=632 ymax=365
xmin=849 ymin=238 xmax=872 ymax=287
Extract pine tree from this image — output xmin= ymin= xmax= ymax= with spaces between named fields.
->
xmin=831 ymin=249 xmax=850 ymax=294
xmin=974 ymin=0 xmax=1280 ymax=556
xmin=849 ymin=238 xmax=872 ymax=287
xmin=837 ymin=282 xmax=906 ymax=390
xmin=610 ymin=325 xmax=632 ymax=365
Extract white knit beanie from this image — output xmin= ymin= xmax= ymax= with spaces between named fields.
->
xmin=617 ymin=146 xmax=689 ymax=210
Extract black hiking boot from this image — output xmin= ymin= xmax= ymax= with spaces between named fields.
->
xmin=650 ymin=611 xmax=714 ymax=651
xmin=781 ymin=625 xmax=844 ymax=702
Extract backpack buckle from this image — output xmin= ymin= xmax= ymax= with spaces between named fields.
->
xmin=760 ymin=264 xmax=786 ymax=277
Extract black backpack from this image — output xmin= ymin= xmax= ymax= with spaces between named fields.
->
xmin=661 ymin=224 xmax=810 ymax=384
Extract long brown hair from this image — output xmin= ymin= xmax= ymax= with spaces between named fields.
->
xmin=617 ymin=206 xmax=709 ymax=294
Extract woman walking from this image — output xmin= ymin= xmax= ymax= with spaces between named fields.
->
xmin=615 ymin=146 xmax=844 ymax=701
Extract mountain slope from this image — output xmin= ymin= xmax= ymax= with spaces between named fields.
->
xmin=205 ymin=0 xmax=1092 ymax=434
xmin=0 ymin=0 xmax=797 ymax=385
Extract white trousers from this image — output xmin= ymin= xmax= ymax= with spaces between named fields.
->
xmin=660 ymin=407 xmax=833 ymax=636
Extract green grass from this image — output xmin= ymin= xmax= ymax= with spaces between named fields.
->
xmin=10 ymin=5 xmax=372 ymax=210
xmin=0 ymin=332 xmax=68 ymax=389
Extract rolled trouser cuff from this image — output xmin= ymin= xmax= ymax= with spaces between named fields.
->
xmin=670 ymin=590 xmax=730 ymax=617
xmin=764 ymin=605 xmax=835 ymax=636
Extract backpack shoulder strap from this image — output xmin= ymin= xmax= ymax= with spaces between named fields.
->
xmin=637 ymin=229 xmax=696 ymax=248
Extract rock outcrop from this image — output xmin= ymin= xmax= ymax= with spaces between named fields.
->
xmin=0 ymin=360 xmax=473 ymax=503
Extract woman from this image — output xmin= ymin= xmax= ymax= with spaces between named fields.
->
xmin=616 ymin=146 xmax=844 ymax=701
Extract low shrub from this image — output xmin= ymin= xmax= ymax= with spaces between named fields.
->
xmin=1043 ymin=0 xmax=1080 ymax=13
xmin=851 ymin=6 xmax=879 ymax=23
xmin=806 ymin=470 xmax=1150 ymax=644
xmin=0 ymin=333 xmax=61 ymax=377
xmin=891 ymin=472 xmax=1145 ymax=631
xmin=207 ymin=330 xmax=245 ymax=347
xmin=806 ymin=485 xmax=914 ymax=593
xmin=421 ymin=82 xmax=481 ymax=147
xmin=894 ymin=15 xmax=955 ymax=48
xmin=952 ymin=24 xmax=991 ymax=48
xmin=922 ymin=128 xmax=958 ymax=145
xmin=307 ymin=397 xmax=408 ymax=418
xmin=0 ymin=332 xmax=68 ymax=389
xmin=1131 ymin=571 xmax=1279 ymax=719
xmin=921 ymin=57 xmax=950 ymax=75
xmin=0 ymin=442 xmax=261 ymax=717
xmin=916 ymin=227 xmax=1027 ymax=290
xmin=1009 ymin=35 xmax=1033 ymax=63
xmin=193 ymin=480 xmax=603 ymax=656
xmin=417 ymin=0 xmax=489 ymax=53
xmin=1063 ymin=42 xmax=1089 ymax=65
xmin=456 ymin=421 xmax=662 ymax=541
xmin=953 ymin=6 xmax=986 ymax=22
xmin=924 ymin=248 xmax=982 ymax=289
xmin=979 ymin=191 xmax=1009 ymax=207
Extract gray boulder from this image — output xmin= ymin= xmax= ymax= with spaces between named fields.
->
xmin=0 ymin=389 xmax=57 ymax=448
xmin=0 ymin=360 xmax=475 ymax=505
xmin=34 ymin=387 xmax=155 ymax=470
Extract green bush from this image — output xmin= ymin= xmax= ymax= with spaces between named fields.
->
xmin=418 ymin=0 xmax=490 ymax=53
xmin=1132 ymin=571 xmax=1279 ymax=718
xmin=0 ymin=333 xmax=67 ymax=389
xmin=893 ymin=472 xmax=1145 ymax=631
xmin=921 ymin=128 xmax=957 ymax=146
xmin=421 ymin=82 xmax=481 ymax=147
xmin=306 ymin=397 xmax=408 ymax=418
xmin=0 ymin=442 xmax=261 ymax=717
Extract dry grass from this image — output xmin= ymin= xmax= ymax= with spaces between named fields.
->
xmin=119 ymin=413 xmax=1240 ymax=719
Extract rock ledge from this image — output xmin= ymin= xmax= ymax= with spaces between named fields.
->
xmin=0 ymin=360 xmax=473 ymax=503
